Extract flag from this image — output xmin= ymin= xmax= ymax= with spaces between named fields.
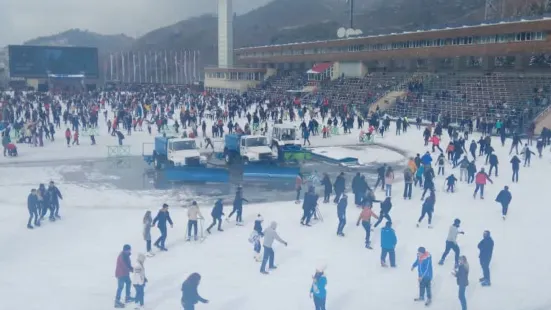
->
xmin=110 ymin=53 xmax=114 ymax=81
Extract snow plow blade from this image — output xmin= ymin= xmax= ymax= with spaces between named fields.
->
xmin=243 ymin=165 xmax=300 ymax=179
xmin=163 ymin=166 xmax=229 ymax=183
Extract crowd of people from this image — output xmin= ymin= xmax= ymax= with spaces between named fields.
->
xmin=5 ymin=79 xmax=548 ymax=310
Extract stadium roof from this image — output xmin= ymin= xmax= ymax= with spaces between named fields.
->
xmin=236 ymin=15 xmax=551 ymax=51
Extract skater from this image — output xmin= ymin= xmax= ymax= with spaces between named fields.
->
xmin=47 ymin=181 xmax=63 ymax=219
xmin=181 ymin=273 xmax=209 ymax=310
xmin=187 ymin=201 xmax=203 ymax=241
xmin=352 ymin=173 xmax=367 ymax=205
xmin=403 ymin=167 xmax=413 ymax=199
xmin=478 ymin=230 xmax=494 ymax=287
xmin=336 ymin=194 xmax=347 ymax=236
xmin=437 ymin=153 xmax=445 ymax=175
xmin=206 ymin=199 xmax=224 ymax=234
xmin=295 ymin=173 xmax=304 ymax=203
xmin=374 ymin=164 xmax=387 ymax=190
xmin=227 ymin=186 xmax=248 ymax=225
xmin=321 ymin=173 xmax=332 ymax=203
xmin=152 ymin=204 xmax=173 ymax=251
xmin=380 ymin=221 xmax=397 ymax=267
xmin=420 ymin=165 xmax=435 ymax=200
xmin=356 ymin=204 xmax=379 ymax=249
xmin=488 ymin=152 xmax=499 ymax=177
xmin=473 ymin=168 xmax=493 ymax=199
xmin=248 ymin=225 xmax=263 ymax=262
xmin=520 ymin=144 xmax=536 ymax=167
xmin=260 ymin=221 xmax=288 ymax=274
xmin=439 ymin=219 xmax=464 ymax=267
xmin=453 ymin=255 xmax=469 ymax=310
xmin=114 ymin=244 xmax=134 ymax=308
xmin=373 ymin=197 xmax=392 ymax=228
xmin=310 ymin=267 xmax=327 ymax=310
xmin=333 ymin=172 xmax=346 ymax=203
xmin=417 ymin=190 xmax=435 ymax=228
xmin=27 ymin=189 xmax=40 ymax=229
xmin=411 ymin=247 xmax=433 ymax=306
xmin=384 ymin=167 xmax=395 ymax=197
xmin=510 ymin=155 xmax=521 ymax=183
xmin=445 ymin=174 xmax=457 ymax=193
xmin=495 ymin=186 xmax=512 ymax=219
xmin=133 ymin=253 xmax=147 ymax=310
xmin=142 ymin=211 xmax=154 ymax=256
xmin=254 ymin=214 xmax=264 ymax=235
xmin=301 ymin=186 xmax=318 ymax=226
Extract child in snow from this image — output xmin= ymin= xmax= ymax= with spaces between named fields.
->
xmin=249 ymin=215 xmax=264 ymax=262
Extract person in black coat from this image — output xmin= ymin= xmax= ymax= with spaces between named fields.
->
xmin=373 ymin=197 xmax=392 ymax=228
xmin=333 ymin=172 xmax=346 ymax=203
xmin=336 ymin=195 xmax=348 ymax=236
xmin=478 ymin=230 xmax=494 ymax=286
xmin=495 ymin=186 xmax=512 ymax=219
xmin=207 ymin=199 xmax=224 ymax=234
xmin=181 ymin=273 xmax=208 ymax=310
xmin=47 ymin=181 xmax=63 ymax=219
xmin=453 ymin=255 xmax=469 ymax=310
xmin=27 ymin=189 xmax=40 ymax=229
xmin=227 ymin=186 xmax=248 ymax=225
xmin=445 ymin=174 xmax=457 ymax=193
xmin=510 ymin=155 xmax=521 ymax=183
xmin=301 ymin=187 xmax=317 ymax=226
xmin=321 ymin=173 xmax=332 ymax=203
xmin=488 ymin=153 xmax=499 ymax=177
xmin=152 ymin=204 xmax=173 ymax=251
xmin=374 ymin=164 xmax=387 ymax=190
xmin=417 ymin=190 xmax=435 ymax=228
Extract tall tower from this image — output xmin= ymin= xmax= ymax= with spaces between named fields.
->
xmin=218 ymin=0 xmax=234 ymax=68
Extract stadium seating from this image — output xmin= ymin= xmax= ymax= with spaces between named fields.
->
xmin=386 ymin=73 xmax=551 ymax=126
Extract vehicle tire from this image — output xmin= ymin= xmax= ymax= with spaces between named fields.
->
xmin=243 ymin=157 xmax=249 ymax=165
xmin=154 ymin=157 xmax=161 ymax=170
xmin=225 ymin=153 xmax=232 ymax=165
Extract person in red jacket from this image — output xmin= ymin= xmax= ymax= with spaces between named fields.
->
xmin=430 ymin=135 xmax=443 ymax=153
xmin=64 ymin=128 xmax=71 ymax=147
xmin=72 ymin=130 xmax=79 ymax=146
xmin=114 ymin=244 xmax=134 ymax=308
xmin=473 ymin=168 xmax=493 ymax=199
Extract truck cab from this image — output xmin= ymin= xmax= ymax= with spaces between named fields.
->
xmin=270 ymin=124 xmax=301 ymax=157
xmin=224 ymin=134 xmax=274 ymax=164
xmin=153 ymin=136 xmax=206 ymax=168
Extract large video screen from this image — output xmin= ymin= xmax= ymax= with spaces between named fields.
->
xmin=8 ymin=45 xmax=99 ymax=78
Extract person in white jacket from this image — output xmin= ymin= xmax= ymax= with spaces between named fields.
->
xmin=187 ymin=201 xmax=204 ymax=241
xmin=133 ymin=253 xmax=147 ymax=310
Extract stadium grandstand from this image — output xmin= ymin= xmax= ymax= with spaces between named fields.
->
xmin=204 ymin=15 xmax=551 ymax=134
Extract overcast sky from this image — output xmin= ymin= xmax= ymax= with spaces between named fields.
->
xmin=0 ymin=0 xmax=273 ymax=47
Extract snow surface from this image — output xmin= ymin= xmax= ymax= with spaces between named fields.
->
xmin=310 ymin=146 xmax=404 ymax=165
xmin=1 ymin=123 xmax=551 ymax=310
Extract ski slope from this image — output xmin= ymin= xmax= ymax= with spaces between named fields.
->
xmin=1 ymin=121 xmax=551 ymax=310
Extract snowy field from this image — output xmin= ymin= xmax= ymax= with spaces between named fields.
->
xmin=1 ymin=110 xmax=551 ymax=310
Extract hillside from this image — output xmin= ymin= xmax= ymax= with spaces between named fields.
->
xmin=24 ymin=29 xmax=135 ymax=54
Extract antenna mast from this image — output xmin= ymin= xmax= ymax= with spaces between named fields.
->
xmin=348 ymin=0 xmax=355 ymax=29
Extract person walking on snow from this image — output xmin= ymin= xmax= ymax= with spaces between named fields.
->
xmin=187 ymin=201 xmax=204 ymax=241
xmin=417 ymin=190 xmax=435 ymax=228
xmin=403 ymin=167 xmax=413 ymax=199
xmin=520 ymin=144 xmax=536 ymax=167
xmin=336 ymin=195 xmax=348 ymax=236
xmin=356 ymin=204 xmax=379 ymax=249
xmin=114 ymin=244 xmax=134 ymax=308
xmin=310 ymin=267 xmax=328 ymax=310
xmin=227 ymin=186 xmax=248 ymax=225
xmin=249 ymin=223 xmax=263 ymax=262
xmin=478 ymin=230 xmax=494 ymax=287
xmin=260 ymin=221 xmax=288 ymax=274
xmin=495 ymin=186 xmax=512 ymax=220
xmin=411 ymin=247 xmax=433 ymax=306
xmin=142 ymin=211 xmax=154 ymax=257
xmin=452 ymin=255 xmax=469 ymax=310
xmin=384 ymin=167 xmax=395 ymax=197
xmin=380 ymin=221 xmax=397 ymax=267
xmin=27 ymin=189 xmax=40 ymax=229
xmin=438 ymin=218 xmax=464 ymax=267
xmin=473 ymin=168 xmax=493 ymax=199
xmin=132 ymin=253 xmax=147 ymax=310
xmin=446 ymin=174 xmax=458 ymax=193
xmin=206 ymin=199 xmax=224 ymax=234
xmin=152 ymin=204 xmax=173 ymax=251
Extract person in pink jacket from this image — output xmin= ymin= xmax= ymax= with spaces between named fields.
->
xmin=385 ymin=167 xmax=395 ymax=197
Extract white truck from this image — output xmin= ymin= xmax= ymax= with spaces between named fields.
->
xmin=224 ymin=134 xmax=275 ymax=164
xmin=152 ymin=136 xmax=207 ymax=168
xmin=270 ymin=124 xmax=302 ymax=158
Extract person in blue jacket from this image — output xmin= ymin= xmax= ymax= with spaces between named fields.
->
xmin=421 ymin=151 xmax=433 ymax=166
xmin=411 ymin=246 xmax=433 ymax=306
xmin=152 ymin=203 xmax=173 ymax=251
xmin=310 ymin=267 xmax=327 ymax=310
xmin=380 ymin=221 xmax=397 ymax=267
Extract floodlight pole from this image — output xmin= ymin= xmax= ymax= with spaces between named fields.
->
xmin=349 ymin=0 xmax=355 ymax=29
